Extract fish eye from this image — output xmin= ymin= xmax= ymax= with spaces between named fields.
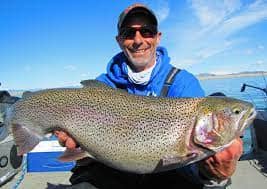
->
xmin=233 ymin=108 xmax=241 ymax=115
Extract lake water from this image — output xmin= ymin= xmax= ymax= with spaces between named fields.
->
xmin=200 ymin=75 xmax=267 ymax=110
xmin=200 ymin=75 xmax=267 ymax=153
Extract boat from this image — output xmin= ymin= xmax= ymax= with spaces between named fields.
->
xmin=0 ymin=83 xmax=267 ymax=189
xmin=228 ymin=83 xmax=267 ymax=189
xmin=0 ymin=90 xmax=25 ymax=187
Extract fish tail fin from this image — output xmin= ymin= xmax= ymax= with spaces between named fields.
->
xmin=3 ymin=105 xmax=14 ymax=129
xmin=12 ymin=123 xmax=42 ymax=155
xmin=58 ymin=148 xmax=95 ymax=162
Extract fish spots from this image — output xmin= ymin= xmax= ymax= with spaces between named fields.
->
xmin=8 ymin=81 xmax=255 ymax=173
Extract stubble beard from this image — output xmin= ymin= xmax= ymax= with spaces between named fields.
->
xmin=126 ymin=51 xmax=156 ymax=72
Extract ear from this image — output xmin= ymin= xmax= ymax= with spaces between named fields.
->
xmin=116 ymin=36 xmax=123 ymax=50
xmin=156 ymin=32 xmax=162 ymax=45
xmin=116 ymin=35 xmax=120 ymax=43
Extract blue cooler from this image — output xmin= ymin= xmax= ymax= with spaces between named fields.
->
xmin=27 ymin=137 xmax=75 ymax=172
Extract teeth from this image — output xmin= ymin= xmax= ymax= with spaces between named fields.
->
xmin=133 ymin=49 xmax=146 ymax=53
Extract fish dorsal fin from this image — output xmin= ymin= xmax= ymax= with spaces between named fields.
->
xmin=80 ymin=80 xmax=128 ymax=94
xmin=80 ymin=80 xmax=112 ymax=89
xmin=22 ymin=91 xmax=34 ymax=98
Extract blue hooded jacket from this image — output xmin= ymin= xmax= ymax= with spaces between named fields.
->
xmin=96 ymin=47 xmax=225 ymax=186
xmin=97 ymin=46 xmax=205 ymax=97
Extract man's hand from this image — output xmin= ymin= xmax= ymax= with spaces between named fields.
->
xmin=54 ymin=131 xmax=77 ymax=149
xmin=198 ymin=138 xmax=243 ymax=181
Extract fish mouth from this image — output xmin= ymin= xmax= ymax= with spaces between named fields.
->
xmin=239 ymin=107 xmax=257 ymax=133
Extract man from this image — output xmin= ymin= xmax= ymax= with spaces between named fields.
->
xmin=55 ymin=3 xmax=243 ymax=188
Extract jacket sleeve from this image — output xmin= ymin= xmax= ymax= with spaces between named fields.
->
xmin=179 ymin=77 xmax=205 ymax=97
xmin=96 ymin=74 xmax=116 ymax=88
xmin=167 ymin=71 xmax=205 ymax=98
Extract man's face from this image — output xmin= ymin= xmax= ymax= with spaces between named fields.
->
xmin=116 ymin=21 xmax=161 ymax=72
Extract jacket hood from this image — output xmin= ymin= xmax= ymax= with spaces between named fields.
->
xmin=105 ymin=46 xmax=171 ymax=86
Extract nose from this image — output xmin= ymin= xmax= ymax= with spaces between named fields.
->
xmin=133 ymin=31 xmax=144 ymax=45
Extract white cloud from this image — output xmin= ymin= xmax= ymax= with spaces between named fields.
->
xmin=190 ymin=0 xmax=241 ymax=27
xmin=255 ymin=60 xmax=264 ymax=65
xmin=196 ymin=40 xmax=234 ymax=59
xmin=149 ymin=0 xmax=170 ymax=23
xmin=64 ymin=65 xmax=76 ymax=71
xmin=248 ymin=60 xmax=265 ymax=70
xmin=244 ymin=45 xmax=264 ymax=55
xmin=81 ymin=73 xmax=90 ymax=77
xmin=176 ymin=58 xmax=199 ymax=67
xmin=168 ymin=0 xmax=267 ymax=69
xmin=215 ymin=2 xmax=267 ymax=37
xmin=190 ymin=0 xmax=267 ymax=39
xmin=258 ymin=45 xmax=265 ymax=50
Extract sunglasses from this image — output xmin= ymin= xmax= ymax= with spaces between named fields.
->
xmin=119 ymin=25 xmax=158 ymax=39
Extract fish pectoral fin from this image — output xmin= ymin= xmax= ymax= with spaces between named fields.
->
xmin=153 ymin=153 xmax=197 ymax=173
xmin=12 ymin=123 xmax=42 ymax=156
xmin=58 ymin=148 xmax=95 ymax=162
xmin=162 ymin=153 xmax=198 ymax=167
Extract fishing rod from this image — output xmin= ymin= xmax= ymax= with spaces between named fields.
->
xmin=241 ymin=83 xmax=267 ymax=96
xmin=241 ymin=83 xmax=267 ymax=120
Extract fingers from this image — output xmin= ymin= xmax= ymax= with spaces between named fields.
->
xmin=200 ymin=157 xmax=231 ymax=180
xmin=204 ymin=155 xmax=237 ymax=179
xmin=215 ymin=138 xmax=243 ymax=161
xmin=65 ymin=137 xmax=77 ymax=149
xmin=54 ymin=131 xmax=68 ymax=142
xmin=199 ymin=137 xmax=244 ymax=180
xmin=54 ymin=131 xmax=77 ymax=149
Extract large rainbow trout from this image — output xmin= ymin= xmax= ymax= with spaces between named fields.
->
xmin=6 ymin=80 xmax=256 ymax=174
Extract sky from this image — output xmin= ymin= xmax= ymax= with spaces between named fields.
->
xmin=1 ymin=0 xmax=267 ymax=90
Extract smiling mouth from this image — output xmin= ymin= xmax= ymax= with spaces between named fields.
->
xmin=130 ymin=47 xmax=150 ymax=53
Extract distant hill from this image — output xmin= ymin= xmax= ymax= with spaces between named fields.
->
xmin=197 ymin=71 xmax=267 ymax=80
xmin=237 ymin=71 xmax=267 ymax=75
xmin=197 ymin=73 xmax=216 ymax=77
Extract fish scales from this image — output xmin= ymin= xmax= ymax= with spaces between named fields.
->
xmin=7 ymin=80 xmax=256 ymax=173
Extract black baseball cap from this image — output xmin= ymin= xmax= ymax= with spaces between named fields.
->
xmin=117 ymin=3 xmax=158 ymax=32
